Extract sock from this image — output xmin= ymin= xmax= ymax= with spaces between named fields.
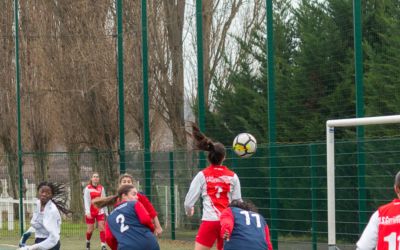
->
xmin=86 ymin=232 xmax=92 ymax=241
xmin=100 ymin=231 xmax=106 ymax=243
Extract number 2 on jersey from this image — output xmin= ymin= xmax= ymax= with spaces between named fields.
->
xmin=240 ymin=210 xmax=261 ymax=228
xmin=116 ymin=214 xmax=129 ymax=233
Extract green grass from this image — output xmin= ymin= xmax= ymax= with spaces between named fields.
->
xmin=0 ymin=235 xmax=196 ymax=250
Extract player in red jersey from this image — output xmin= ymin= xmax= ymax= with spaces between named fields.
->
xmin=357 ymin=171 xmax=400 ymax=250
xmin=220 ymin=200 xmax=273 ymax=250
xmin=83 ymin=172 xmax=108 ymax=250
xmin=118 ymin=173 xmax=163 ymax=236
xmin=184 ymin=123 xmax=242 ymax=250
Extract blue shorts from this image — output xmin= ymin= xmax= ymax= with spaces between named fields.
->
xmin=35 ymin=238 xmax=60 ymax=250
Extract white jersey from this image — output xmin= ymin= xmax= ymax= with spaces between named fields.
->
xmin=28 ymin=199 xmax=61 ymax=249
xmin=184 ymin=165 xmax=242 ymax=221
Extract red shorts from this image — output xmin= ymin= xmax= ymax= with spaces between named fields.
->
xmin=85 ymin=214 xmax=105 ymax=224
xmin=195 ymin=221 xmax=223 ymax=250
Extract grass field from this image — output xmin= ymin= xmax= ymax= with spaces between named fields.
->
xmin=0 ymin=235 xmax=198 ymax=250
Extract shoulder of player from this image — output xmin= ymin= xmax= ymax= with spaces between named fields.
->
xmin=44 ymin=201 xmax=61 ymax=218
xmin=378 ymin=199 xmax=400 ymax=213
xmin=203 ymin=165 xmax=235 ymax=176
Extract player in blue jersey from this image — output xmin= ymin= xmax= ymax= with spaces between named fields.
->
xmin=92 ymin=184 xmax=160 ymax=250
xmin=220 ymin=200 xmax=273 ymax=250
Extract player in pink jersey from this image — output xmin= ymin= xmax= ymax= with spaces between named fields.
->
xmin=83 ymin=172 xmax=108 ymax=250
xmin=184 ymin=123 xmax=242 ymax=250
xmin=357 ymin=171 xmax=400 ymax=250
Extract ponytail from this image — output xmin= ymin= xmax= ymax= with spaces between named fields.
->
xmin=191 ymin=123 xmax=225 ymax=165
xmin=93 ymin=195 xmax=119 ymax=208
xmin=93 ymin=184 xmax=136 ymax=208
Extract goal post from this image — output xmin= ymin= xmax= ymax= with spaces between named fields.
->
xmin=326 ymin=114 xmax=400 ymax=249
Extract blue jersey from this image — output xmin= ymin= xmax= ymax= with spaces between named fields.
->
xmin=224 ymin=207 xmax=268 ymax=250
xmin=107 ymin=201 xmax=159 ymax=250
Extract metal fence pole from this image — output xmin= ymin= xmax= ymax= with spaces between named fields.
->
xmin=116 ymin=0 xmax=126 ymax=174
xmin=196 ymin=0 xmax=206 ymax=169
xmin=14 ymin=0 xmax=24 ymax=235
xmin=266 ymin=0 xmax=278 ymax=248
xmin=141 ymin=0 xmax=152 ymax=197
xmin=353 ymin=0 xmax=366 ymax=233
xmin=169 ymin=152 xmax=176 ymax=240
xmin=310 ymin=144 xmax=317 ymax=250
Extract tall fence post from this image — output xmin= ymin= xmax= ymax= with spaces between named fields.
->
xmin=310 ymin=144 xmax=317 ymax=250
xmin=266 ymin=0 xmax=278 ymax=248
xmin=116 ymin=0 xmax=126 ymax=174
xmin=353 ymin=0 xmax=366 ymax=233
xmin=169 ymin=152 xmax=176 ymax=240
xmin=14 ymin=0 xmax=24 ymax=235
xmin=141 ymin=0 xmax=152 ymax=197
xmin=196 ymin=0 xmax=206 ymax=169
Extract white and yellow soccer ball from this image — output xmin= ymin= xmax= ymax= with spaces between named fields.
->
xmin=232 ymin=133 xmax=257 ymax=158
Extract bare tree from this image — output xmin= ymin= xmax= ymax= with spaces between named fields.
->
xmin=19 ymin=0 xmax=56 ymax=182
xmin=149 ymin=0 xmax=187 ymax=149
xmin=0 ymin=0 xmax=20 ymax=204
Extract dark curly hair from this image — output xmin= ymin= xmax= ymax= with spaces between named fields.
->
xmin=191 ymin=123 xmax=225 ymax=165
xmin=37 ymin=181 xmax=72 ymax=215
xmin=229 ymin=199 xmax=258 ymax=213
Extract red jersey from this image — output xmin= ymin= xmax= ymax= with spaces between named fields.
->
xmin=184 ymin=165 xmax=242 ymax=221
xmin=357 ymin=199 xmax=400 ymax=250
xmin=377 ymin=199 xmax=400 ymax=249
xmin=83 ymin=184 xmax=107 ymax=216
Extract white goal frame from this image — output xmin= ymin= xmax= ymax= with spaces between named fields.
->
xmin=326 ymin=114 xmax=400 ymax=249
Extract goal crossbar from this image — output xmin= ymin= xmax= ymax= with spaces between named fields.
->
xmin=326 ymin=114 xmax=400 ymax=249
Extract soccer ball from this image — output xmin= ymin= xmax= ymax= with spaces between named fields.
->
xmin=232 ymin=133 xmax=257 ymax=158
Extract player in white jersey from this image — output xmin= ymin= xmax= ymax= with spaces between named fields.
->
xmin=18 ymin=181 xmax=71 ymax=250
xmin=184 ymin=123 xmax=242 ymax=250
xmin=357 ymin=171 xmax=400 ymax=250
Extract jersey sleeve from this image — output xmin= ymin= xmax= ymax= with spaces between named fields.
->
xmin=83 ymin=186 xmax=91 ymax=215
xmin=231 ymin=174 xmax=242 ymax=201
xmin=138 ymin=193 xmax=158 ymax=219
xmin=265 ymin=223 xmax=273 ymax=250
xmin=220 ymin=208 xmax=234 ymax=238
xmin=134 ymin=201 xmax=155 ymax=232
xmin=184 ymin=172 xmax=204 ymax=214
xmin=356 ymin=210 xmax=379 ymax=250
xmin=105 ymin=221 xmax=118 ymax=250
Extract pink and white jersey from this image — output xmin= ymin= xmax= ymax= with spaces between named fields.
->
xmin=83 ymin=184 xmax=107 ymax=216
xmin=357 ymin=199 xmax=400 ymax=250
xmin=184 ymin=165 xmax=242 ymax=221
